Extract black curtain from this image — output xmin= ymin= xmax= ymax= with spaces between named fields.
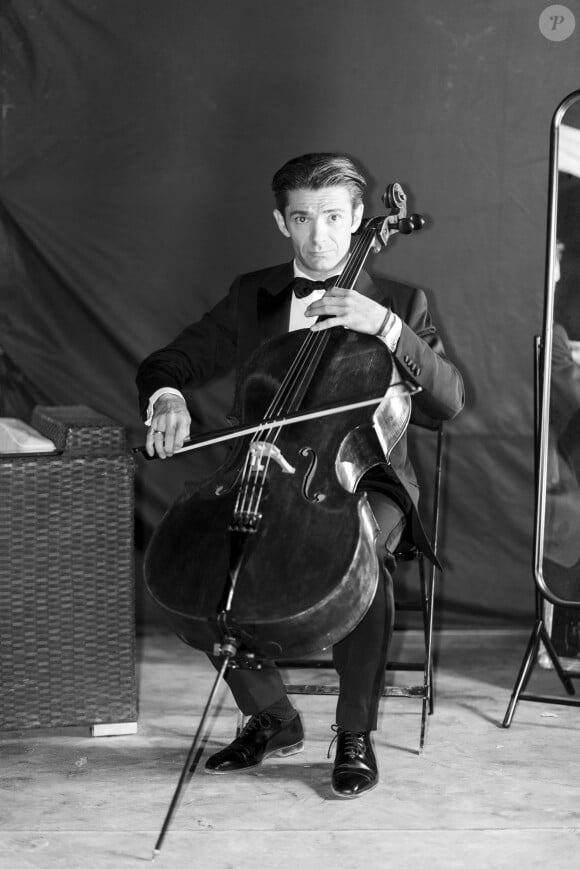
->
xmin=2 ymin=0 xmax=580 ymax=626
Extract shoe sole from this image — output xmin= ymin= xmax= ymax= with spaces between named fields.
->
xmin=204 ymin=740 xmax=304 ymax=775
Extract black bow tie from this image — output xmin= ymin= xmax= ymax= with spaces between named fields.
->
xmin=292 ymin=275 xmax=340 ymax=299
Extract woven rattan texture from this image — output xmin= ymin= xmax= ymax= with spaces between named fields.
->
xmin=31 ymin=405 xmax=126 ymax=455
xmin=0 ymin=450 xmax=136 ymax=730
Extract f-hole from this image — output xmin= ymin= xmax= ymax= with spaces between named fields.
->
xmin=299 ymin=446 xmax=326 ymax=503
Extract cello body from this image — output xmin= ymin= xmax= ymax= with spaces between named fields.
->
xmin=144 ymin=327 xmax=411 ymax=658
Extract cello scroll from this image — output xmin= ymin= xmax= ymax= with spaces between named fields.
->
xmin=366 ymin=182 xmax=425 ymax=253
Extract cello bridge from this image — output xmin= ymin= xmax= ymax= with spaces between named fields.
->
xmin=248 ymin=441 xmax=296 ymax=474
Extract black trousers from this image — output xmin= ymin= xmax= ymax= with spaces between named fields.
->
xmin=215 ymin=491 xmax=405 ymax=732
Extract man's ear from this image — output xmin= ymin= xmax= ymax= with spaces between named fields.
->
xmin=351 ymin=202 xmax=364 ymax=233
xmin=273 ymin=209 xmax=291 ymax=238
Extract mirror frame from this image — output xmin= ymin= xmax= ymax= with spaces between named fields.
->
xmin=535 ymin=89 xmax=580 ymax=607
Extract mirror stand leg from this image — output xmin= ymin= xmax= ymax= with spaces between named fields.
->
xmin=502 ymin=611 xmax=576 ymax=729
xmin=502 ymin=620 xmax=543 ymax=728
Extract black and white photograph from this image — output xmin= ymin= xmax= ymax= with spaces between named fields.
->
xmin=1 ymin=2 xmax=580 ymax=866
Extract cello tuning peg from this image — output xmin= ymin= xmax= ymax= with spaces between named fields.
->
xmin=396 ymin=218 xmax=414 ymax=235
xmin=397 ymin=214 xmax=425 ymax=234
xmin=409 ymin=213 xmax=425 ymax=230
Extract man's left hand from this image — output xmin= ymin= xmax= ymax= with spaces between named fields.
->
xmin=305 ymin=287 xmax=388 ymax=335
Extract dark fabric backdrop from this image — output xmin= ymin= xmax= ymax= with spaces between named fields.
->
xmin=2 ymin=0 xmax=580 ymax=627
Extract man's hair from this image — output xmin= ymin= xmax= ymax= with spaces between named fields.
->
xmin=271 ymin=152 xmax=367 ymax=213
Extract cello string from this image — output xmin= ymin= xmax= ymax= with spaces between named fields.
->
xmin=258 ymin=229 xmax=371 ymax=426
xmin=258 ymin=229 xmax=372 ymax=427
xmin=235 ymin=452 xmax=266 ymax=520
xmin=235 ymin=454 xmax=259 ymax=519
xmin=237 ymin=229 xmax=374 ymax=516
xmin=236 ymin=228 xmax=376 ymax=520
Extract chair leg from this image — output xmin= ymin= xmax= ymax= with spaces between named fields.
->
xmin=426 ymin=601 xmax=435 ymax=716
xmin=409 ymin=553 xmax=435 ymax=756
xmin=419 ymin=554 xmax=436 ymax=751
xmin=419 ymin=695 xmax=428 ymax=752
xmin=419 ymin=554 xmax=436 ymax=717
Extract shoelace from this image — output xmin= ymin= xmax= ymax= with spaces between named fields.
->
xmin=327 ymin=724 xmax=366 ymax=759
xmin=230 ymin=712 xmax=274 ymax=760
xmin=238 ymin=711 xmax=272 ymax=738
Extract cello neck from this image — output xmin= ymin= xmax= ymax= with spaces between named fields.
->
xmin=336 ymin=223 xmax=381 ymax=289
xmin=261 ymin=225 xmax=381 ymax=422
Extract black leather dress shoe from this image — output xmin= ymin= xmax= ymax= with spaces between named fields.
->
xmin=331 ymin=729 xmax=378 ymax=798
xmin=205 ymin=712 xmax=304 ymax=774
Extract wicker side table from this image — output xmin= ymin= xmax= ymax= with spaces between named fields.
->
xmin=0 ymin=406 xmax=137 ymax=735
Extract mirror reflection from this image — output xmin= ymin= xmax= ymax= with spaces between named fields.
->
xmin=542 ymin=93 xmax=580 ymax=653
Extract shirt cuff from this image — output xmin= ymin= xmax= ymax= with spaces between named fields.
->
xmin=377 ymin=312 xmax=403 ymax=353
xmin=145 ymin=388 xmax=186 ymax=425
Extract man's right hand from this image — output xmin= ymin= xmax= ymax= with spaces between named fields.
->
xmin=146 ymin=393 xmax=192 ymax=459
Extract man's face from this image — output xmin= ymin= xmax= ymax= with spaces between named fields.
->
xmin=273 ymin=186 xmax=364 ymax=279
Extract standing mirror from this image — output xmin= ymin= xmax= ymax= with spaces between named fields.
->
xmin=539 ymin=90 xmax=580 ymax=621
xmin=503 ymin=90 xmax=580 ymax=727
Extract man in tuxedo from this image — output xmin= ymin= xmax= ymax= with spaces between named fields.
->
xmin=136 ymin=152 xmax=464 ymax=798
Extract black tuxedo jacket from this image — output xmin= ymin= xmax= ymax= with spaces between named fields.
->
xmin=137 ymin=262 xmax=464 ymax=560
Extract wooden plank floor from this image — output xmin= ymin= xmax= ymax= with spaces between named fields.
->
xmin=2 ymin=629 xmax=580 ymax=869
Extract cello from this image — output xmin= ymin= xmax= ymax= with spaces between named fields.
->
xmin=142 ymin=183 xmax=424 ymax=660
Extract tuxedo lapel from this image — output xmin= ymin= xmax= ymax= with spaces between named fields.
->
xmin=256 ymin=262 xmax=294 ymax=340
xmin=235 ymin=262 xmax=293 ymax=371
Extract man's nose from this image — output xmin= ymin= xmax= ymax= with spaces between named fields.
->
xmin=310 ymin=219 xmax=327 ymax=246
